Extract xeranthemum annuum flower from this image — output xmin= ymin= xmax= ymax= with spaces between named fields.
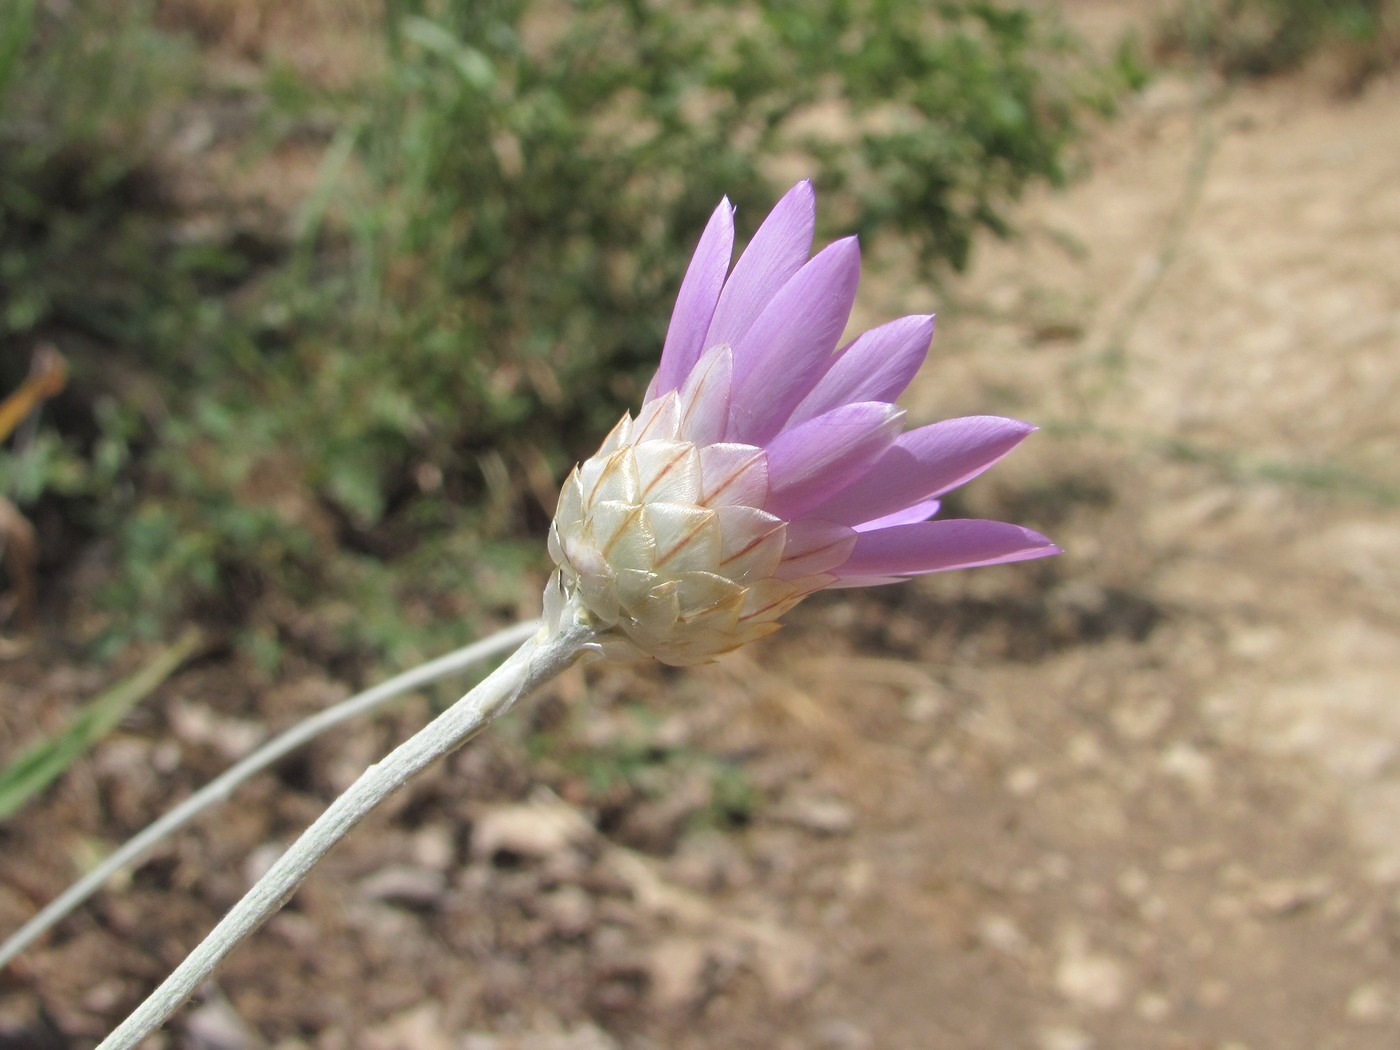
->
xmin=548 ymin=181 xmax=1060 ymax=665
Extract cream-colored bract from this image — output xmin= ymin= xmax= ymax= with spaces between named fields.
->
xmin=548 ymin=347 xmax=856 ymax=666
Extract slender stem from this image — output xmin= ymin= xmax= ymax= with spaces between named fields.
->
xmin=0 ymin=619 xmax=541 ymax=972
xmin=97 ymin=613 xmax=594 ymax=1050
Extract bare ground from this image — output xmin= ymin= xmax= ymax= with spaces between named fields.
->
xmin=3 ymin=10 xmax=1400 ymax=1050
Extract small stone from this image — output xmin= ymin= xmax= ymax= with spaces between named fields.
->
xmin=357 ymin=865 xmax=447 ymax=906
xmin=464 ymin=1025 xmax=620 ymax=1050
xmin=1068 ymin=734 xmax=1105 ymax=768
xmin=1117 ymin=868 xmax=1150 ymax=899
xmin=409 ymin=823 xmax=457 ymax=871
xmin=1111 ymin=698 xmax=1172 ymax=742
xmin=773 ymin=794 xmax=855 ymax=836
xmin=362 ymin=1004 xmax=455 ymax=1050
xmin=1055 ymin=931 xmax=1126 ymax=1011
xmin=167 ymin=704 xmax=264 ymax=760
xmin=841 ymin=858 xmax=874 ymax=898
xmin=814 ymin=1018 xmax=874 ymax=1050
xmin=470 ymin=791 xmax=594 ymax=861
xmin=903 ymin=690 xmax=943 ymax=724
xmin=750 ymin=926 xmax=822 ymax=1002
xmin=543 ymin=1025 xmax=621 ymax=1050
xmin=1346 ymin=982 xmax=1392 ymax=1022
xmin=1135 ymin=991 xmax=1171 ymax=1021
xmin=244 ymin=843 xmax=284 ymax=887
xmin=183 ymin=994 xmax=259 ymax=1050
xmin=666 ymin=829 xmax=751 ymax=892
xmin=1038 ymin=1026 xmax=1094 ymax=1050
xmin=1005 ymin=766 xmax=1040 ymax=796
xmin=539 ymin=885 xmax=595 ymax=937
xmin=1160 ymin=742 xmax=1214 ymax=795
xmin=646 ymin=935 xmax=712 ymax=1009
xmin=978 ymin=913 xmax=1029 ymax=957
xmin=1250 ymin=876 xmax=1331 ymax=917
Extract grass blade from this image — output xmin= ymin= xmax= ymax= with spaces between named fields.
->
xmin=0 ymin=628 xmax=204 ymax=820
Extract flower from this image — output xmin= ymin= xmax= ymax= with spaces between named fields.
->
xmin=548 ymin=181 xmax=1060 ymax=665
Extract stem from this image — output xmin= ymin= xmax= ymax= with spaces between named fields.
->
xmin=0 ymin=619 xmax=540 ymax=972
xmin=97 ymin=612 xmax=595 ymax=1050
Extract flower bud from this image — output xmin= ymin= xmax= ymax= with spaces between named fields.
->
xmin=549 ymin=183 xmax=1059 ymax=665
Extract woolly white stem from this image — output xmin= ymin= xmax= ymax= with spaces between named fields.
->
xmin=97 ymin=612 xmax=595 ymax=1050
xmin=0 ymin=619 xmax=541 ymax=972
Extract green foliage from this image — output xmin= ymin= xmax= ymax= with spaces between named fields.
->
xmin=3 ymin=0 xmax=1126 ymax=655
xmin=263 ymin=0 xmax=1116 ymax=549
xmin=0 ymin=629 xmax=202 ymax=820
xmin=1160 ymin=0 xmax=1399 ymax=78
xmin=0 ymin=2 xmax=199 ymax=359
xmin=0 ymin=0 xmax=36 ymax=108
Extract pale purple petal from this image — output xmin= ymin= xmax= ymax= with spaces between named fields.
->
xmin=727 ymin=237 xmax=861 ymax=444
xmin=786 ymin=314 xmax=935 ymax=428
xmin=704 ymin=181 xmax=816 ymax=351
xmin=807 ymin=416 xmax=1036 ymax=525
xmin=776 ymin=519 xmax=858 ymax=579
xmin=824 ymin=574 xmax=908 ymax=589
xmin=764 ymin=401 xmax=903 ymax=520
xmin=648 ymin=199 xmax=736 ymax=399
xmin=853 ymin=498 xmax=941 ymax=532
xmin=675 ymin=344 xmax=733 ymax=446
xmin=836 ymin=519 xmax=1060 ymax=578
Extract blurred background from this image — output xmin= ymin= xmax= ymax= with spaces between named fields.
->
xmin=1 ymin=0 xmax=1398 ymax=1047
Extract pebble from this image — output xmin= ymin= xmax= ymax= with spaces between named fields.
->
xmin=665 ymin=829 xmax=751 ymax=892
xmin=409 ymin=823 xmax=457 ymax=871
xmin=183 ymin=994 xmax=259 ymax=1050
xmin=1037 ymin=1026 xmax=1094 ymax=1050
xmin=772 ymin=794 xmax=856 ymax=836
xmin=538 ymin=885 xmax=595 ymax=938
xmin=645 ymin=935 xmax=712 ymax=1009
xmin=362 ymin=1004 xmax=454 ymax=1050
xmin=1055 ymin=931 xmax=1127 ymax=1011
xmin=470 ymin=792 xmax=594 ymax=861
xmin=1135 ymin=991 xmax=1172 ymax=1022
xmin=1345 ymin=982 xmax=1393 ymax=1022
xmin=461 ymin=1024 xmax=619 ymax=1050
xmin=1111 ymin=697 xmax=1173 ymax=742
xmin=1005 ymin=765 xmax=1041 ymax=797
xmin=1159 ymin=741 xmax=1215 ymax=795
xmin=357 ymin=864 xmax=447 ymax=906
xmin=978 ymin=913 xmax=1029 ymax=957
xmin=813 ymin=1018 xmax=874 ymax=1050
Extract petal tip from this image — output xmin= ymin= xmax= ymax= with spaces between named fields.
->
xmin=1018 ymin=529 xmax=1061 ymax=556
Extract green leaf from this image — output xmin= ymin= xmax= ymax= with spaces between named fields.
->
xmin=0 ymin=628 xmax=204 ymax=821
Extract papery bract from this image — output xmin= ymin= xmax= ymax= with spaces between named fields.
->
xmin=549 ymin=182 xmax=1059 ymax=665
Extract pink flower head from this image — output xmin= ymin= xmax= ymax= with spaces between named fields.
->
xmin=548 ymin=181 xmax=1059 ymax=665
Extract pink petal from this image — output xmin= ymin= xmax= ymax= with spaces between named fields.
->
xmin=675 ymin=344 xmax=733 ymax=446
xmin=836 ymin=519 xmax=1060 ymax=578
xmin=852 ymin=498 xmax=941 ymax=532
xmin=786 ymin=314 xmax=935 ymax=427
xmin=824 ymin=574 xmax=908 ymax=589
xmin=704 ymin=181 xmax=816 ymax=352
xmin=727 ymin=238 xmax=862 ymax=444
xmin=776 ymin=519 xmax=858 ymax=579
xmin=763 ymin=401 xmax=904 ymax=521
xmin=648 ymin=198 xmax=736 ymax=399
xmin=808 ymin=416 xmax=1036 ymax=526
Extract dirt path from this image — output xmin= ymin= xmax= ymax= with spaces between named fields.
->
xmin=739 ymin=56 xmax=1400 ymax=1050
